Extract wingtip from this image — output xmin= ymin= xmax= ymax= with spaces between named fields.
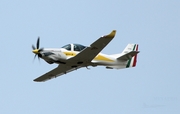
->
xmin=106 ymin=30 xmax=116 ymax=38
xmin=33 ymin=79 xmax=41 ymax=82
xmin=33 ymin=79 xmax=38 ymax=82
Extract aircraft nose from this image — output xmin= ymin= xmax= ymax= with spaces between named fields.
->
xmin=32 ymin=49 xmax=39 ymax=54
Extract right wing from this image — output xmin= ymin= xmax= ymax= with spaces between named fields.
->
xmin=33 ymin=65 xmax=81 ymax=82
xmin=68 ymin=30 xmax=116 ymax=63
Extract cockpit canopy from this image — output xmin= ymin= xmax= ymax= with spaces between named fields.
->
xmin=61 ymin=44 xmax=71 ymax=51
xmin=61 ymin=44 xmax=86 ymax=51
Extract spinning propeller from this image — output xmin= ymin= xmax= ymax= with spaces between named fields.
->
xmin=32 ymin=37 xmax=44 ymax=61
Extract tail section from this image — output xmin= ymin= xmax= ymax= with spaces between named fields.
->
xmin=122 ymin=44 xmax=138 ymax=54
xmin=116 ymin=44 xmax=139 ymax=67
xmin=106 ymin=44 xmax=139 ymax=70
xmin=117 ymin=51 xmax=139 ymax=61
xmin=125 ymin=44 xmax=139 ymax=68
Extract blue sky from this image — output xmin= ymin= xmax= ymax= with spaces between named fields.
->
xmin=0 ymin=0 xmax=180 ymax=114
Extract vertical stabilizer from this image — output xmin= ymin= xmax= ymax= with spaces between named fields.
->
xmin=125 ymin=44 xmax=139 ymax=68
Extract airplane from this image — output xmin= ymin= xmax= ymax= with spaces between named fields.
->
xmin=32 ymin=30 xmax=139 ymax=82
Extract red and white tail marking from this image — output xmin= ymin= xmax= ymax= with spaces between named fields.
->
xmin=126 ymin=44 xmax=139 ymax=68
xmin=132 ymin=44 xmax=138 ymax=67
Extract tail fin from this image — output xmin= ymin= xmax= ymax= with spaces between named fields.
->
xmin=124 ymin=44 xmax=139 ymax=68
xmin=122 ymin=44 xmax=138 ymax=54
xmin=106 ymin=44 xmax=139 ymax=70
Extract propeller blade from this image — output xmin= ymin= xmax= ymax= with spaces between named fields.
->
xmin=32 ymin=37 xmax=43 ymax=63
xmin=37 ymin=37 xmax=40 ymax=49
xmin=33 ymin=54 xmax=37 ymax=62
xmin=38 ymin=56 xmax=41 ymax=63
xmin=39 ymin=48 xmax=44 ymax=52
xmin=32 ymin=45 xmax=36 ymax=50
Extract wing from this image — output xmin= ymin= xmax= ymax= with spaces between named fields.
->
xmin=69 ymin=30 xmax=116 ymax=63
xmin=33 ymin=65 xmax=81 ymax=82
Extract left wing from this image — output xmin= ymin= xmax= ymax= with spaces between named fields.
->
xmin=33 ymin=65 xmax=81 ymax=82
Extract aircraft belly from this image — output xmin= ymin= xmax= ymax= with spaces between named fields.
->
xmin=91 ymin=60 xmax=114 ymax=66
xmin=91 ymin=60 xmax=126 ymax=66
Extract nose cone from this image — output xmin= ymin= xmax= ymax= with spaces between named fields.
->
xmin=32 ymin=49 xmax=39 ymax=54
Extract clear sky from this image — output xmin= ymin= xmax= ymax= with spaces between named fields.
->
xmin=0 ymin=0 xmax=180 ymax=114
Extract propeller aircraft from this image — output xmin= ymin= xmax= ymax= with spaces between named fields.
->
xmin=32 ymin=30 xmax=139 ymax=82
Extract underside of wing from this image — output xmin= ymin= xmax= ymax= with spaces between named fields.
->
xmin=69 ymin=30 xmax=116 ymax=63
xmin=33 ymin=65 xmax=81 ymax=82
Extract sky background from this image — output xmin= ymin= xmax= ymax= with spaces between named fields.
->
xmin=0 ymin=0 xmax=180 ymax=114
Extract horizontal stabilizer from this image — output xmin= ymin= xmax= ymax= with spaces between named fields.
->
xmin=117 ymin=51 xmax=139 ymax=61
